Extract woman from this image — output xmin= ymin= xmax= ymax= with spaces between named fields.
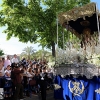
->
xmin=27 ymin=67 xmax=34 ymax=80
xmin=4 ymin=65 xmax=12 ymax=97
xmin=0 ymin=57 xmax=5 ymax=88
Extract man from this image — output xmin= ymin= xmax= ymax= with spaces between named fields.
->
xmin=11 ymin=54 xmax=19 ymax=64
xmin=39 ymin=67 xmax=48 ymax=100
xmin=12 ymin=64 xmax=24 ymax=100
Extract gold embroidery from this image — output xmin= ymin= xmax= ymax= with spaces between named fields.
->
xmin=68 ymin=80 xmax=84 ymax=96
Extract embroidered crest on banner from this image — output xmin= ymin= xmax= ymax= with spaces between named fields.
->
xmin=95 ymin=88 xmax=100 ymax=94
xmin=68 ymin=81 xmax=84 ymax=96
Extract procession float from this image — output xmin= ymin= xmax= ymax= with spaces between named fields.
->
xmin=54 ymin=2 xmax=100 ymax=100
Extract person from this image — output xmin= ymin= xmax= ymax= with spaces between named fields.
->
xmin=4 ymin=55 xmax=11 ymax=69
xmin=21 ymin=57 xmax=27 ymax=67
xmin=11 ymin=54 xmax=19 ymax=64
xmin=27 ymin=67 xmax=34 ymax=81
xmin=12 ymin=64 xmax=24 ymax=100
xmin=4 ymin=65 xmax=11 ymax=80
xmin=47 ymin=68 xmax=54 ymax=89
xmin=0 ymin=57 xmax=5 ymax=100
xmin=28 ymin=60 xmax=32 ymax=68
xmin=0 ymin=57 xmax=5 ymax=88
xmin=4 ymin=65 xmax=12 ymax=97
xmin=38 ymin=67 xmax=48 ymax=100
xmin=0 ymin=58 xmax=5 ymax=77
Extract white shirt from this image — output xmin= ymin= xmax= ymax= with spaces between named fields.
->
xmin=12 ymin=58 xmax=19 ymax=63
xmin=4 ymin=59 xmax=11 ymax=69
xmin=5 ymin=70 xmax=11 ymax=80
xmin=27 ymin=72 xmax=34 ymax=81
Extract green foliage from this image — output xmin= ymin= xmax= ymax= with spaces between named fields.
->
xmin=20 ymin=46 xmax=52 ymax=61
xmin=0 ymin=0 xmax=90 ymax=57
xmin=0 ymin=49 xmax=4 ymax=56
xmin=34 ymin=49 xmax=52 ymax=61
xmin=21 ymin=46 xmax=36 ymax=60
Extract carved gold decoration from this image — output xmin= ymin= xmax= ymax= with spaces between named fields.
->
xmin=58 ymin=3 xmax=96 ymax=25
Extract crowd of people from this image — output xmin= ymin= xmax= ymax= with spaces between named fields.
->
xmin=0 ymin=54 xmax=54 ymax=100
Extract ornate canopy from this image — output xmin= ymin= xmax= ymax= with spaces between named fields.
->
xmin=58 ymin=2 xmax=100 ymax=38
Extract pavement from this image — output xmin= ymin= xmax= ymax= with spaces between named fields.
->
xmin=3 ymin=90 xmax=55 ymax=100
xmin=24 ymin=90 xmax=55 ymax=100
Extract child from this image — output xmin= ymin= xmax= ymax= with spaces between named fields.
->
xmin=4 ymin=65 xmax=12 ymax=97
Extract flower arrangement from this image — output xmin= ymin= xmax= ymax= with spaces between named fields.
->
xmin=55 ymin=41 xmax=100 ymax=67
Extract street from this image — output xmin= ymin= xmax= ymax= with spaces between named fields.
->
xmin=24 ymin=90 xmax=55 ymax=100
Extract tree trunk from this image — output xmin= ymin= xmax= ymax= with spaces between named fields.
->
xmin=51 ymin=41 xmax=55 ymax=57
xmin=28 ymin=55 xmax=30 ymax=60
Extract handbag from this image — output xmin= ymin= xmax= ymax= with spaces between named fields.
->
xmin=29 ymin=79 xmax=36 ymax=85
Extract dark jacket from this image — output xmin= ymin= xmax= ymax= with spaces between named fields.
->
xmin=38 ymin=72 xmax=48 ymax=85
xmin=12 ymin=68 xmax=24 ymax=85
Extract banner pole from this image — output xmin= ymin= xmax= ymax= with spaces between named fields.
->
xmin=96 ymin=3 xmax=100 ymax=41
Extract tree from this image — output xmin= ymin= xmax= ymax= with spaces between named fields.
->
xmin=34 ymin=49 xmax=52 ymax=61
xmin=0 ymin=49 xmax=4 ymax=56
xmin=0 ymin=0 xmax=90 ymax=57
xmin=21 ymin=46 xmax=36 ymax=60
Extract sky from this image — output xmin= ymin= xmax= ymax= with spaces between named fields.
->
xmin=0 ymin=0 xmax=100 ymax=55
xmin=91 ymin=0 xmax=100 ymax=9
xmin=0 ymin=27 xmax=41 ymax=55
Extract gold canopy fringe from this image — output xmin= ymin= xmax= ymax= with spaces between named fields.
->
xmin=58 ymin=2 xmax=96 ymax=25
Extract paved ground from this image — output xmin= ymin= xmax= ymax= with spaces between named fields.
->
xmin=24 ymin=90 xmax=55 ymax=100
xmin=3 ymin=90 xmax=55 ymax=100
